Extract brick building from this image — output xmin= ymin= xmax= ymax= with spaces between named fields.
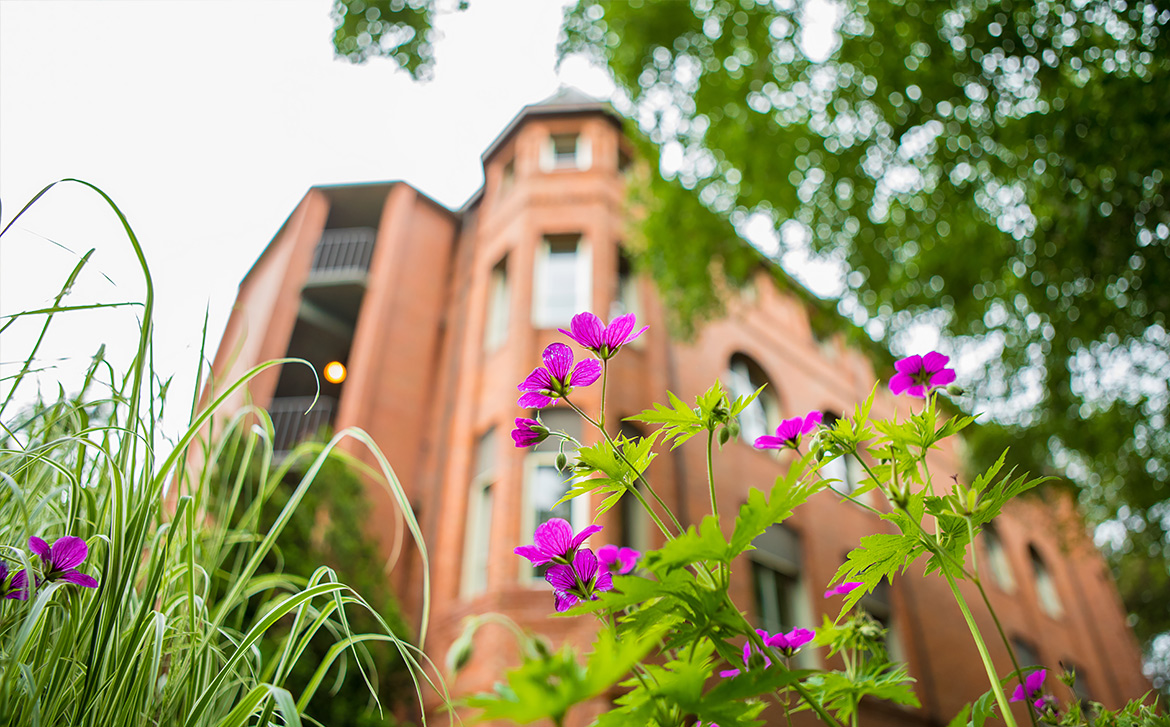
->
xmin=209 ymin=88 xmax=1150 ymax=725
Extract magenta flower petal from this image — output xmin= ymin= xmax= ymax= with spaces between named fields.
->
xmin=514 ymin=545 xmax=551 ymax=566
xmin=776 ymin=417 xmax=802 ymax=441
xmin=511 ymin=418 xmax=546 ymax=447
xmin=1011 ymin=684 xmax=1028 ymax=703
xmin=3 ymin=569 xmax=29 ymax=600
xmin=1025 ymin=668 xmax=1047 ymax=694
xmin=58 ymin=571 xmax=98 ymax=588
xmin=533 ymin=519 xmax=574 ymax=557
xmin=753 ymin=435 xmax=785 ymax=450
xmin=518 ymin=367 xmax=553 ymax=393
xmin=562 ymin=312 xmax=606 ymax=350
xmin=603 ymin=313 xmax=636 ymax=348
xmin=569 ymin=524 xmax=603 ymax=550
xmin=824 ymin=581 xmax=863 ymax=598
xmin=594 ymin=567 xmax=614 ymax=594
xmin=929 ymin=368 xmax=957 ymax=387
xmin=598 ymin=545 xmax=640 ymax=574
xmin=569 ymin=358 xmax=602 ymax=387
xmin=572 ymin=548 xmax=599 ymax=584
xmin=717 ymin=667 xmax=742 ymax=678
xmin=518 ymin=392 xmax=557 ymax=408
xmin=888 ymin=372 xmax=915 ymax=395
xmin=542 ymin=343 xmax=574 ymax=381
xmin=921 ymin=351 xmax=950 ymax=373
xmin=545 ymin=563 xmax=577 ymax=592
xmin=894 ymin=355 xmax=923 ymax=374
xmin=554 ymin=590 xmax=579 ymax=612
xmin=29 ymin=536 xmax=50 ymax=560
xmin=50 ymin=536 xmax=88 ymax=571
xmin=800 ymin=411 xmax=823 ymax=434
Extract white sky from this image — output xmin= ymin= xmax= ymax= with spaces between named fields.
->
xmin=0 ymin=0 xmax=613 ymax=433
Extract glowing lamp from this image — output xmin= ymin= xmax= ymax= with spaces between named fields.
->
xmin=323 ymin=361 xmax=347 ymax=384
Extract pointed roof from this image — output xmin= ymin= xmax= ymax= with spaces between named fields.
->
xmin=479 ymin=85 xmax=622 ymax=163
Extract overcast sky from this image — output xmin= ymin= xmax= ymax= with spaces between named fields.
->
xmin=0 ymin=0 xmax=618 ymax=434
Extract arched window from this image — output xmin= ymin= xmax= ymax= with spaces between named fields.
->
xmin=724 ymin=354 xmax=781 ymax=443
xmin=982 ymin=522 xmax=1016 ymax=592
xmin=1030 ymin=545 xmax=1064 ymax=618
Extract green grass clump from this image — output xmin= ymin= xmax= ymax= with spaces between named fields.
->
xmin=0 ymin=180 xmax=442 ymax=726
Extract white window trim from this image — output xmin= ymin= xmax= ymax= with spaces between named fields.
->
xmin=461 ymin=474 xmax=494 ymax=598
xmin=484 ymin=259 xmax=510 ymax=352
xmin=521 ymin=450 xmax=590 ymax=584
xmin=532 ymin=236 xmax=592 ymax=328
xmin=540 ymin=133 xmax=592 ymax=172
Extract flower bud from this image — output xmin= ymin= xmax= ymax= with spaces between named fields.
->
xmin=718 ymin=427 xmax=731 ymax=446
xmin=531 ymin=635 xmax=553 ymax=660
xmin=946 ymin=383 xmax=965 ymax=396
xmin=555 ymin=452 xmax=569 ymax=471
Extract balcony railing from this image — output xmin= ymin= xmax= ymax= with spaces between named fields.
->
xmin=268 ymin=395 xmax=337 ymax=454
xmin=310 ymin=227 xmax=376 ymax=279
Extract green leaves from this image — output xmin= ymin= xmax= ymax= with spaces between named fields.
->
xmin=464 ymin=623 xmax=667 ymax=725
xmin=828 ymin=534 xmax=924 ymax=617
xmin=631 ymin=382 xmax=756 ymax=449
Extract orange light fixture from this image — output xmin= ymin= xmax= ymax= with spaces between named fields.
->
xmin=323 ymin=361 xmax=347 ymax=384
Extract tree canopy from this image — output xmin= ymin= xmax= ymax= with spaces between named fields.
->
xmin=333 ymin=0 xmax=1170 ymax=682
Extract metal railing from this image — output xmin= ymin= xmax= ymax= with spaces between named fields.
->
xmin=310 ymin=227 xmax=376 ymax=278
xmin=267 ymin=395 xmax=337 ymax=453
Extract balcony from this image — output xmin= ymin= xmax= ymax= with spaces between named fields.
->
xmin=267 ymin=395 xmax=337 ymax=455
xmin=309 ymin=227 xmax=376 ymax=282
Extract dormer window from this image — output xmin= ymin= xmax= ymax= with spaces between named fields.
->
xmin=541 ymin=133 xmax=592 ymax=171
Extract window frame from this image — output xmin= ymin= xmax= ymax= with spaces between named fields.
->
xmin=484 ymin=255 xmax=511 ymax=352
xmin=749 ymin=524 xmax=818 ymax=668
xmin=461 ymin=429 xmax=498 ymax=598
xmin=532 ymin=234 xmax=592 ymax=328
xmin=541 ymin=132 xmax=592 ymax=171
xmin=521 ymin=447 xmax=590 ymax=584
xmin=725 ymin=354 xmax=781 ymax=444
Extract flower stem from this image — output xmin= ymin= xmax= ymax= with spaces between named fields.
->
xmin=564 ymin=398 xmax=683 ymax=537
xmin=599 ymin=359 xmax=608 ymax=430
xmin=705 ymin=428 xmax=718 ymax=519
xmin=941 ymin=568 xmax=1018 ymax=727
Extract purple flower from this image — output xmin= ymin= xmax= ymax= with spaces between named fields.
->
xmin=888 ymin=352 xmax=957 ymax=398
xmin=517 ymin=342 xmax=602 ymax=408
xmin=514 ymin=518 xmax=602 ymax=567
xmin=29 ymin=536 xmax=98 ymax=588
xmin=545 ymin=548 xmax=614 ymax=612
xmin=558 ymin=312 xmax=648 ymax=360
xmin=0 ymin=562 xmax=28 ymax=601
xmin=719 ymin=630 xmax=774 ymax=677
xmin=511 ymin=417 xmax=549 ymax=448
xmin=824 ymin=581 xmax=863 ymax=598
xmin=598 ymin=545 xmax=640 ymax=575
xmin=754 ymin=411 xmax=822 ymax=451
xmin=766 ymin=628 xmax=815 ymax=657
xmin=1011 ymin=668 xmax=1047 ymax=705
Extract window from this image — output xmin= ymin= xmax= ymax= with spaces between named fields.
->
xmin=462 ymin=429 xmax=497 ymax=597
xmin=983 ymin=522 xmax=1016 ymax=592
xmin=725 ymin=354 xmax=781 ymax=443
xmin=861 ymin=581 xmax=907 ymax=665
xmin=619 ymin=423 xmax=651 ymax=553
xmin=533 ymin=234 xmax=590 ymax=328
xmin=617 ymin=145 xmax=633 ymax=175
xmin=542 ymin=133 xmax=592 ymax=171
xmin=1012 ymin=637 xmax=1040 ymax=667
xmin=751 ymin=525 xmax=816 ymax=667
xmin=1030 ymin=545 xmax=1064 ymax=618
xmin=484 ymin=256 xmax=510 ymax=351
xmin=609 ymin=250 xmax=642 ymax=324
xmin=524 ymin=410 xmax=586 ymax=579
xmin=500 ymin=158 xmax=515 ymax=195
xmin=818 ymin=413 xmax=863 ymax=496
